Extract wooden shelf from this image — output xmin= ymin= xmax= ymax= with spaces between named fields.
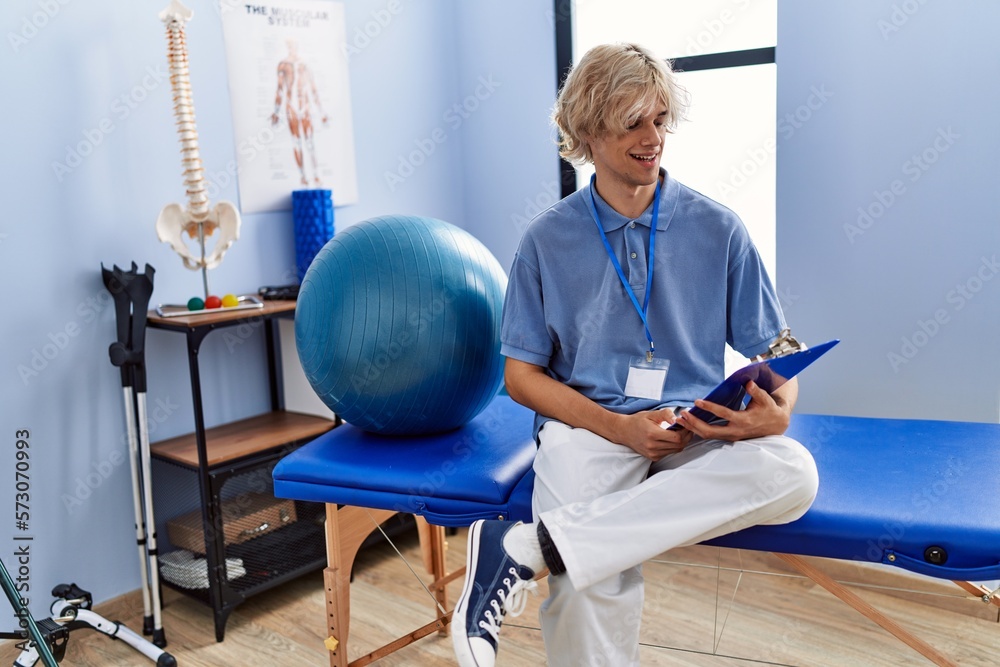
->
xmin=147 ymin=299 xmax=297 ymax=330
xmin=151 ymin=411 xmax=335 ymax=469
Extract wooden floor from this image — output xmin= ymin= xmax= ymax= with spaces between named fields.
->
xmin=3 ymin=526 xmax=998 ymax=666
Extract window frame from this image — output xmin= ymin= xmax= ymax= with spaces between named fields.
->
xmin=553 ymin=2 xmax=776 ymax=198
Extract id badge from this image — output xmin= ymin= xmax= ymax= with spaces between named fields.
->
xmin=624 ymin=356 xmax=670 ymax=400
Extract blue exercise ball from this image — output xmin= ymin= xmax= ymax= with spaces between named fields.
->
xmin=295 ymin=215 xmax=508 ymax=435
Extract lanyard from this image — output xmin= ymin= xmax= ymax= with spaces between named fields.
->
xmin=585 ymin=174 xmax=662 ymax=361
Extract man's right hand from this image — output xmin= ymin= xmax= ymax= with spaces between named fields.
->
xmin=506 ymin=358 xmax=691 ymax=460
xmin=616 ymin=409 xmax=692 ymax=462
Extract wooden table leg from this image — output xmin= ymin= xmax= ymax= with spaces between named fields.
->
xmin=953 ymin=580 xmax=1000 ymax=607
xmin=776 ymin=553 xmax=958 ymax=667
xmin=416 ymin=517 xmax=449 ymax=636
xmin=324 ymin=504 xmax=396 ymax=667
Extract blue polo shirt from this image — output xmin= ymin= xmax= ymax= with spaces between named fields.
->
xmin=500 ymin=168 xmax=786 ymax=439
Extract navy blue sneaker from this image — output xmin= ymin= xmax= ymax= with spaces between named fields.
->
xmin=453 ymin=520 xmax=537 ymax=667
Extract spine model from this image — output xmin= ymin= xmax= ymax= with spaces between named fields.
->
xmin=156 ymin=0 xmax=241 ymax=294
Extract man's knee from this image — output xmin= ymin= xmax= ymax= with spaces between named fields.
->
xmin=780 ymin=437 xmax=819 ymax=501
xmin=785 ymin=452 xmax=819 ymax=520
xmin=740 ymin=436 xmax=818 ymax=519
xmin=761 ymin=436 xmax=818 ymax=518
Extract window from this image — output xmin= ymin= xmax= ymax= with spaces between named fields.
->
xmin=575 ymin=0 xmax=776 ymax=57
xmin=561 ymin=1 xmax=778 ymax=370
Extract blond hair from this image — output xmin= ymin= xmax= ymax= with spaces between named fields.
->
xmin=552 ymin=43 xmax=688 ymax=165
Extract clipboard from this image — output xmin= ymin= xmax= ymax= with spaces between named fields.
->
xmin=668 ymin=339 xmax=840 ymax=430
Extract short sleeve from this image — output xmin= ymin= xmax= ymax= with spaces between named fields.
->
xmin=726 ymin=243 xmax=786 ymax=358
xmin=500 ymin=248 xmax=553 ymax=368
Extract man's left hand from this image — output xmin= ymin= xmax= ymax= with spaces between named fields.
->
xmin=676 ymin=380 xmax=791 ymax=442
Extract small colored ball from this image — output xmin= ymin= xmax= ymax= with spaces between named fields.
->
xmin=221 ymin=293 xmax=239 ymax=308
xmin=205 ymin=295 xmax=222 ymax=309
xmin=187 ymin=297 xmax=205 ymax=311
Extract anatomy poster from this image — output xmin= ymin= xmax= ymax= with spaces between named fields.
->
xmin=221 ymin=0 xmax=358 ymax=213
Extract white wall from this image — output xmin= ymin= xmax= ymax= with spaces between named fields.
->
xmin=777 ymin=0 xmax=1000 ymax=422
xmin=0 ymin=0 xmax=555 ymax=615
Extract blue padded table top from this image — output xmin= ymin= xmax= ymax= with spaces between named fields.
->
xmin=712 ymin=414 xmax=1000 ymax=580
xmin=274 ymin=398 xmax=1000 ymax=580
xmin=273 ymin=395 xmax=537 ymax=526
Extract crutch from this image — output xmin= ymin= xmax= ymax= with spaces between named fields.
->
xmin=103 ymin=263 xmax=167 ymax=647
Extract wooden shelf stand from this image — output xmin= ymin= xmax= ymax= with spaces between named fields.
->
xmin=147 ymin=299 xmax=336 ymax=641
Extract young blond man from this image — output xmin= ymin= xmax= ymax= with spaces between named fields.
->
xmin=453 ymin=43 xmax=819 ymax=667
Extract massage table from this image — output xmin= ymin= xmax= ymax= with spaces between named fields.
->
xmin=273 ymin=395 xmax=1000 ymax=666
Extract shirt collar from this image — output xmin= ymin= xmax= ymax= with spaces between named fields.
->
xmin=589 ymin=168 xmax=678 ymax=233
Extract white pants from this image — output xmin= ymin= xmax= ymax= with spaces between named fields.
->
xmin=531 ymin=421 xmax=819 ymax=667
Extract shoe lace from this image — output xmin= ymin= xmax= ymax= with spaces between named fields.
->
xmin=477 ymin=566 xmax=538 ymax=642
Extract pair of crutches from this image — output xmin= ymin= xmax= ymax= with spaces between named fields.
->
xmin=0 ymin=264 xmax=169 ymax=665
xmin=102 ymin=263 xmax=167 ymax=649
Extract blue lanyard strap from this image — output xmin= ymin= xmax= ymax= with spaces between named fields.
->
xmin=586 ymin=174 xmax=662 ymax=359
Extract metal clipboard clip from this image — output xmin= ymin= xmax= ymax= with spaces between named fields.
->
xmin=752 ymin=328 xmax=808 ymax=362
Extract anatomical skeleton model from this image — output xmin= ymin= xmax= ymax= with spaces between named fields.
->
xmin=156 ymin=0 xmax=240 ymax=298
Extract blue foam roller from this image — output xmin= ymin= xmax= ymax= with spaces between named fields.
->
xmin=292 ymin=189 xmax=335 ymax=282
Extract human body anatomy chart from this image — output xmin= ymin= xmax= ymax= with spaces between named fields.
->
xmin=221 ymin=0 xmax=358 ymax=212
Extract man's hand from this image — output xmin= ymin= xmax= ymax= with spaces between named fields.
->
xmin=616 ymin=408 xmax=692 ymax=461
xmin=505 ymin=357 xmax=698 ymax=461
xmin=676 ymin=380 xmax=792 ymax=442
